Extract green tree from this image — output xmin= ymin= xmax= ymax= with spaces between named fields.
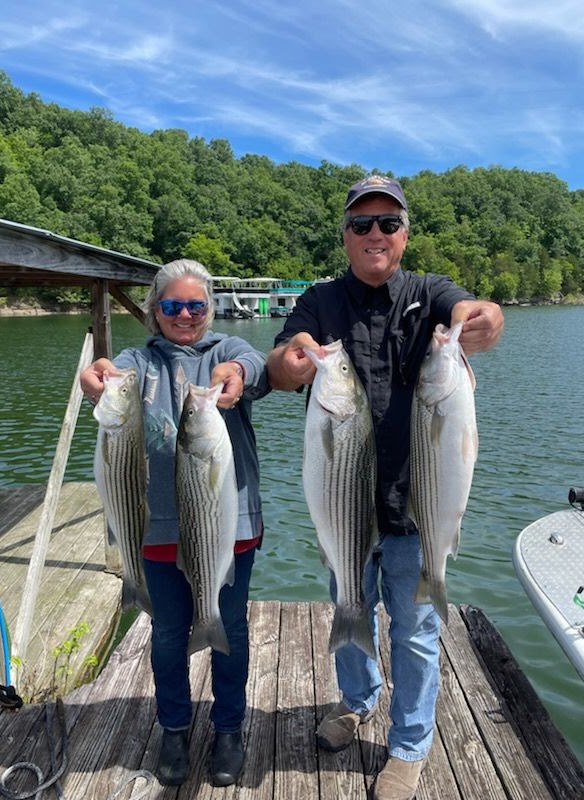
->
xmin=492 ymin=271 xmax=519 ymax=303
xmin=183 ymin=233 xmax=237 ymax=275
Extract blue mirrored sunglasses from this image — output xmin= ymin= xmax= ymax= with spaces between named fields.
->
xmin=158 ymin=299 xmax=209 ymax=317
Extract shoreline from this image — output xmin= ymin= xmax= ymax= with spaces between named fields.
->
xmin=0 ymin=306 xmax=130 ymax=317
xmin=1 ymin=297 xmax=584 ymax=317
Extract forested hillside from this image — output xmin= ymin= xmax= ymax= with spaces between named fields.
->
xmin=1 ymin=70 xmax=583 ymax=307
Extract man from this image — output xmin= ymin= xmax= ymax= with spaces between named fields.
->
xmin=266 ymin=175 xmax=504 ymax=800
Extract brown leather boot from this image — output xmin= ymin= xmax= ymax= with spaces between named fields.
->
xmin=316 ymin=701 xmax=375 ymax=752
xmin=373 ymin=757 xmax=427 ymax=800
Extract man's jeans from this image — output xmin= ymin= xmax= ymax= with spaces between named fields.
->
xmin=144 ymin=547 xmax=256 ymax=733
xmin=331 ymin=532 xmax=440 ymax=760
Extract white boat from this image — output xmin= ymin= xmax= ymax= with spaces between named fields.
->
xmin=512 ymin=488 xmax=584 ymax=680
xmin=211 ymin=276 xmax=313 ymax=318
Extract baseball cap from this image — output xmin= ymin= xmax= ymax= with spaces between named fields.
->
xmin=345 ymin=175 xmax=408 ymax=211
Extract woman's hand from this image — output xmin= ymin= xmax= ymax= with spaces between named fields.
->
xmin=80 ymin=358 xmax=118 ymax=404
xmin=211 ymin=361 xmax=245 ymax=410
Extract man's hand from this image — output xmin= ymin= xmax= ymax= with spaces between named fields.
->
xmin=267 ymin=332 xmax=322 ymax=390
xmin=451 ymin=300 xmax=504 ymax=355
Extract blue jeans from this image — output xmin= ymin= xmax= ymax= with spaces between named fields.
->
xmin=143 ymin=547 xmax=256 ymax=733
xmin=331 ymin=533 xmax=440 ymax=761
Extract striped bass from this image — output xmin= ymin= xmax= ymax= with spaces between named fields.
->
xmin=176 ymin=382 xmax=238 ymax=656
xmin=303 ymin=340 xmax=377 ymax=659
xmin=409 ymin=322 xmax=478 ymax=624
xmin=94 ymin=368 xmax=152 ymax=615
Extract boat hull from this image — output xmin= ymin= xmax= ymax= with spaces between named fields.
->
xmin=513 ymin=508 xmax=584 ymax=680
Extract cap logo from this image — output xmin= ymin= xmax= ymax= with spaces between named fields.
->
xmin=363 ymin=176 xmax=391 ymax=186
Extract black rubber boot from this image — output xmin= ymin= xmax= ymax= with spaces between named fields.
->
xmin=210 ymin=731 xmax=245 ymax=786
xmin=157 ymin=728 xmax=190 ymax=785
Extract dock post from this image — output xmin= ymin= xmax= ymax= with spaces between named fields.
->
xmin=11 ymin=332 xmax=95 ymax=674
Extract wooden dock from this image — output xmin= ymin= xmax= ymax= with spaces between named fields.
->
xmin=1 ymin=483 xmax=584 ymax=799
xmin=0 ymin=482 xmax=122 ymax=700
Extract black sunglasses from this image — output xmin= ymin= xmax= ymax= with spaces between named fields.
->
xmin=345 ymin=214 xmax=403 ymax=236
xmin=158 ymin=299 xmax=208 ymax=317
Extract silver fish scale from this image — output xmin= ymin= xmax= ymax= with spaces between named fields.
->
xmin=176 ymin=456 xmax=223 ymax=618
xmin=96 ymin=419 xmax=148 ymax=591
xmin=410 ymin=402 xmax=441 ymax=584
xmin=325 ymin=416 xmax=376 ymax=607
xmin=409 ymin=323 xmax=477 ymax=624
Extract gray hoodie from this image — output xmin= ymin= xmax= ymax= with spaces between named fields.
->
xmin=113 ymin=331 xmax=270 ymax=545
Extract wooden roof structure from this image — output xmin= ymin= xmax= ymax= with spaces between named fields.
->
xmin=0 ymin=217 xmax=160 ymax=358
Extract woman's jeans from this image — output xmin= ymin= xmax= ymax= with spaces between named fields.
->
xmin=331 ymin=532 xmax=441 ymax=761
xmin=144 ymin=547 xmax=256 ymax=733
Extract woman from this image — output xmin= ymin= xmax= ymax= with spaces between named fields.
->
xmin=80 ymin=259 xmax=270 ymax=787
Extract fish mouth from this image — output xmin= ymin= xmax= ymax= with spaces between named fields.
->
xmin=316 ymin=398 xmax=354 ymax=421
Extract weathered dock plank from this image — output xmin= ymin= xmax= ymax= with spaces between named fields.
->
xmin=3 ymin=600 xmax=582 ymax=800
xmin=440 ymin=609 xmax=551 ymax=799
xmin=235 ymin=600 xmax=279 ymax=800
xmin=1 ymin=483 xmax=583 ymax=799
xmin=462 ymin=605 xmax=584 ymax=800
xmin=0 ymin=485 xmax=46 ymax=538
xmin=275 ymin=602 xmax=318 ymax=799
xmin=0 ymin=482 xmax=122 ymax=699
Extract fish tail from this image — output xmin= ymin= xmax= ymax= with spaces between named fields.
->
xmin=188 ymin=618 xmax=230 ymax=656
xmin=329 ymin=604 xmax=376 ymax=660
xmin=121 ymin=579 xmax=137 ymax=611
xmin=135 ymin=584 xmax=153 ymax=617
xmin=415 ymin=574 xmax=449 ymax=624
xmin=121 ymin=579 xmax=153 ymax=617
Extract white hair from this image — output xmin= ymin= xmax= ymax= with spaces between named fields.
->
xmin=143 ymin=258 xmax=215 ymax=334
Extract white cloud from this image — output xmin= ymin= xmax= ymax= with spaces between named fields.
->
xmin=447 ymin=0 xmax=584 ymax=40
xmin=1 ymin=0 xmax=584 ymax=186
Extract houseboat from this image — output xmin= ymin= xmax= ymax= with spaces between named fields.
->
xmin=212 ymin=276 xmax=313 ymax=319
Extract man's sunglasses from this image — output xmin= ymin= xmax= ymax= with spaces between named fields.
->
xmin=345 ymin=214 xmax=403 ymax=236
xmin=158 ymin=299 xmax=209 ymax=317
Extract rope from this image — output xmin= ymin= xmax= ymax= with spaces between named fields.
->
xmin=0 ymin=699 xmax=156 ymax=800
xmin=0 ymin=700 xmax=155 ymax=800
xmin=105 ymin=771 xmax=155 ymax=800
xmin=0 ymin=686 xmax=23 ymax=711
xmin=0 ymin=699 xmax=67 ymax=800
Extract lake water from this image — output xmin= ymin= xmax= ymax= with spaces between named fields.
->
xmin=0 ymin=307 xmax=583 ymax=765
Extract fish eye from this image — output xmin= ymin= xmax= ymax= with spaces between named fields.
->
xmin=341 ymin=364 xmax=349 ymax=373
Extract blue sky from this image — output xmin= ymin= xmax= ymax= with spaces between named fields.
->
xmin=2 ymin=0 xmax=584 ymax=189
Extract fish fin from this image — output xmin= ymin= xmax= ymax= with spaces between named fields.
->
xmin=135 ymin=584 xmax=153 ymax=617
xmin=430 ymin=409 xmax=447 ymax=445
xmin=121 ymin=578 xmax=136 ymax=611
xmin=452 ymin=522 xmax=462 ymax=560
xmin=462 ymin=425 xmax=479 ymax=464
xmin=207 ymin=382 xmax=224 ymax=405
xmin=369 ymin=515 xmax=380 ymax=555
xmin=415 ymin=574 xmax=449 ymax=624
xmin=320 ymin=419 xmax=335 ymax=461
xmin=329 ymin=604 xmax=376 ymax=660
xmin=188 ymin=618 xmax=230 ymax=656
xmin=461 ymin=349 xmax=476 ymax=390
xmin=316 ymin=541 xmax=332 ymax=569
xmin=209 ymin=456 xmax=222 ymax=490
xmin=121 ymin=579 xmax=153 ymax=617
xmin=224 ymin=555 xmax=236 ymax=588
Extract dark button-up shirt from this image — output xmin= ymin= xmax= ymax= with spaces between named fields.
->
xmin=274 ymin=268 xmax=474 ymax=535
